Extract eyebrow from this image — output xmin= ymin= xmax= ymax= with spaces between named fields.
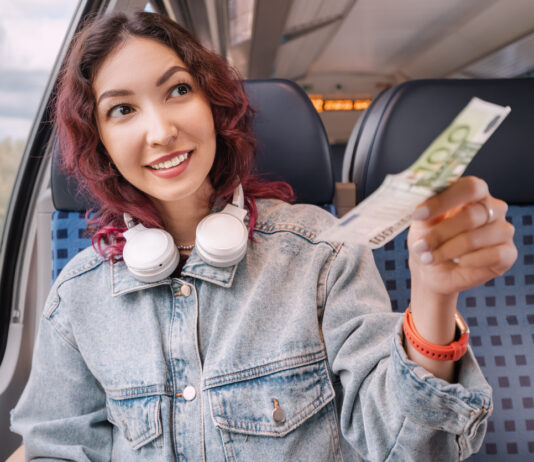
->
xmin=96 ymin=89 xmax=133 ymax=107
xmin=96 ymin=65 xmax=189 ymax=107
xmin=156 ymin=65 xmax=189 ymax=86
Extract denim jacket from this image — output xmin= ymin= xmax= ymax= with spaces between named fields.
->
xmin=11 ymin=198 xmax=492 ymax=461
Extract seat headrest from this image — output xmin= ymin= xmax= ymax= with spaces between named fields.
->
xmin=51 ymin=78 xmax=334 ymax=211
xmin=344 ymin=79 xmax=534 ymax=204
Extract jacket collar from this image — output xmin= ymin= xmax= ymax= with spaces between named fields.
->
xmin=111 ymin=198 xmax=245 ymax=296
xmin=110 ymin=246 xmax=238 ymax=297
xmin=180 ymin=247 xmax=239 ymax=288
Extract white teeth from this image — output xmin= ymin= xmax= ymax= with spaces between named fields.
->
xmin=150 ymin=152 xmax=190 ymax=170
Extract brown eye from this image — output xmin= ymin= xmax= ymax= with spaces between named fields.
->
xmin=108 ymin=104 xmax=133 ymax=118
xmin=170 ymin=83 xmax=192 ymax=97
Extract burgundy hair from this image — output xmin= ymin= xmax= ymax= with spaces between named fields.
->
xmin=55 ymin=11 xmax=294 ymax=261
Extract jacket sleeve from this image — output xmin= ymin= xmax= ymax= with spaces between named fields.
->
xmin=321 ymin=242 xmax=492 ymax=462
xmin=10 ymin=299 xmax=112 ymax=462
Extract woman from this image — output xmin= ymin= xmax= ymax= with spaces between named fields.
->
xmin=11 ymin=11 xmax=516 ymax=461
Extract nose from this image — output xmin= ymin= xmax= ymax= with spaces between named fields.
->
xmin=145 ymin=106 xmax=178 ymax=147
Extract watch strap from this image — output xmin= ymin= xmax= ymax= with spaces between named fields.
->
xmin=403 ymin=308 xmax=470 ymax=362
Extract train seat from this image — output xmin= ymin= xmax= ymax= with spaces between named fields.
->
xmin=50 ymin=78 xmax=336 ymax=280
xmin=343 ymin=78 xmax=534 ymax=461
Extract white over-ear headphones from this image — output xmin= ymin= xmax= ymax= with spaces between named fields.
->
xmin=122 ymin=185 xmax=248 ymax=282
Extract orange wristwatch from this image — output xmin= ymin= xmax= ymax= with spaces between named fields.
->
xmin=403 ymin=307 xmax=470 ymax=362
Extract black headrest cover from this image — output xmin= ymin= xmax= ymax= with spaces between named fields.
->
xmin=347 ymin=79 xmax=534 ymax=204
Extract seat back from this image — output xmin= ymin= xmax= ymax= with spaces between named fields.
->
xmin=343 ymin=78 xmax=534 ymax=204
xmin=51 ymin=79 xmax=335 ymax=279
xmin=344 ymin=78 xmax=534 ymax=461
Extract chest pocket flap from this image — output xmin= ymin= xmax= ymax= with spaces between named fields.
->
xmin=208 ymin=358 xmax=334 ymax=437
xmin=106 ymin=393 xmax=163 ymax=450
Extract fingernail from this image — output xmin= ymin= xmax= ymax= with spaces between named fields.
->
xmin=412 ymin=206 xmax=430 ymax=221
xmin=412 ymin=238 xmax=429 ymax=255
xmin=420 ymin=252 xmax=433 ymax=264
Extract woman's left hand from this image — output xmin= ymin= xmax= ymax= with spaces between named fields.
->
xmin=408 ymin=176 xmax=518 ymax=297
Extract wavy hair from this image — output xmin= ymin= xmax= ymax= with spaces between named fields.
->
xmin=55 ymin=11 xmax=294 ymax=260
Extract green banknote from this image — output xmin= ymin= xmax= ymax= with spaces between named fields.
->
xmin=320 ymin=97 xmax=511 ymax=248
xmin=403 ymin=97 xmax=511 ymax=192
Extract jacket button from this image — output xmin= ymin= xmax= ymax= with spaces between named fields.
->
xmin=183 ymin=385 xmax=196 ymax=401
xmin=181 ymin=285 xmax=191 ymax=297
xmin=272 ymin=405 xmax=286 ymax=424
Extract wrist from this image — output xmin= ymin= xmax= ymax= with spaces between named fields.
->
xmin=405 ymin=285 xmax=462 ymax=381
xmin=410 ymin=283 xmax=458 ymax=345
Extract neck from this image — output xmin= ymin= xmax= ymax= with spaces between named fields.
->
xmin=152 ymin=179 xmax=214 ymax=247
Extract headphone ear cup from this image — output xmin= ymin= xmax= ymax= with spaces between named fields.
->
xmin=123 ymin=225 xmax=179 ymax=282
xmin=196 ymin=209 xmax=248 ymax=267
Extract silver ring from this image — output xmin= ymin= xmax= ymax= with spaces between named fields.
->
xmin=480 ymin=201 xmax=495 ymax=225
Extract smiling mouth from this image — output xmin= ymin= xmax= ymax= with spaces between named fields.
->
xmin=148 ymin=150 xmax=193 ymax=170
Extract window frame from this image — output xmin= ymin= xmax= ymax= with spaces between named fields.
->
xmin=0 ymin=0 xmax=106 ymax=367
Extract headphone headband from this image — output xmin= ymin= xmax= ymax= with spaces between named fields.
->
xmin=232 ymin=184 xmax=245 ymax=209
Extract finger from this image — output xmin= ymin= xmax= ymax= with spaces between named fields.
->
xmin=414 ymin=220 xmax=515 ymax=265
xmin=412 ymin=176 xmax=489 ymax=223
xmin=455 ymin=243 xmax=518 ymax=274
xmin=412 ymin=198 xmax=508 ymax=252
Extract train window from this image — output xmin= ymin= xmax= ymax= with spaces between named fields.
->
xmin=0 ymin=1 xmax=77 ymax=236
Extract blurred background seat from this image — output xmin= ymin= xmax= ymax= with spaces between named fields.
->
xmin=343 ymin=78 xmax=534 ymax=461
xmin=50 ymin=78 xmax=335 ymax=280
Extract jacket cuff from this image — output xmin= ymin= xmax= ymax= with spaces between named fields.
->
xmin=390 ymin=317 xmax=493 ymax=455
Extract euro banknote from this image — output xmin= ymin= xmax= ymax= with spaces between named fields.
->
xmin=320 ymin=97 xmax=511 ymax=248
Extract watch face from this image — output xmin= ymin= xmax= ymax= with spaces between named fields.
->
xmin=454 ymin=311 xmax=470 ymax=335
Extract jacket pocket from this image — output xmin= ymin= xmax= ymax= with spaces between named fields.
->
xmin=106 ymin=393 xmax=163 ymax=450
xmin=208 ymin=357 xmax=335 ymax=437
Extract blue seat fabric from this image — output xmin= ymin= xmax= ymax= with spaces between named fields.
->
xmin=52 ymin=204 xmax=534 ymax=461
xmin=52 ymin=205 xmax=533 ymax=460
xmin=51 ymin=211 xmax=92 ymax=281
xmin=372 ymin=205 xmax=534 ymax=460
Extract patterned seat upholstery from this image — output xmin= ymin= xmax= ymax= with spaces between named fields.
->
xmin=51 ymin=208 xmax=534 ymax=460
xmin=51 ymin=211 xmax=92 ymax=281
xmin=344 ymin=78 xmax=534 ymax=461
xmin=373 ymin=207 xmax=534 ymax=460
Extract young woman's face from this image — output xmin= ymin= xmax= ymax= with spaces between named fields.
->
xmin=93 ymin=36 xmax=216 ymax=207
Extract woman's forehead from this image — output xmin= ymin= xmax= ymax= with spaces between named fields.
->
xmin=93 ymin=36 xmax=187 ymax=93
